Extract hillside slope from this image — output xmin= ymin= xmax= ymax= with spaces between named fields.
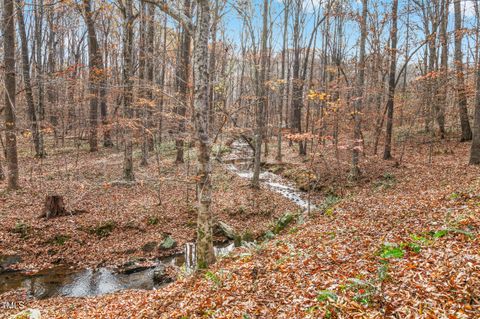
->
xmin=3 ymin=143 xmax=480 ymax=319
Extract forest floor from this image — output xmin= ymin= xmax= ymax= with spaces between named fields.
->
xmin=1 ymin=137 xmax=480 ymax=318
xmin=0 ymin=138 xmax=299 ymax=273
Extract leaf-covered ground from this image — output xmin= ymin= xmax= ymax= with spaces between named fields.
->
xmin=1 ymin=140 xmax=479 ymax=318
xmin=0 ymin=140 xmax=298 ymax=272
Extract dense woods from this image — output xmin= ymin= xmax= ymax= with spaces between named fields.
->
xmin=1 ymin=0 xmax=480 ymax=318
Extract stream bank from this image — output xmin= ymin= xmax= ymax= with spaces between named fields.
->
xmin=1 ymin=140 xmax=313 ymax=300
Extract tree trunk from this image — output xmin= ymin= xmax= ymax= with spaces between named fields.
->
xmin=0 ymin=155 xmax=5 ymax=181
xmin=174 ymin=0 xmax=192 ymax=164
xmin=34 ymin=0 xmax=45 ymax=133
xmin=3 ymin=0 xmax=19 ymax=189
xmin=157 ymin=13 xmax=168 ymax=145
xmin=139 ymin=1 xmax=148 ymax=166
xmin=351 ymin=0 xmax=367 ymax=177
xmin=383 ymin=0 xmax=398 ymax=160
xmin=146 ymin=2 xmax=155 ymax=152
xmin=436 ymin=0 xmax=448 ymax=139
xmin=122 ymin=0 xmax=135 ymax=181
xmin=469 ymin=3 xmax=480 ymax=164
xmin=194 ymin=0 xmax=215 ymax=268
xmin=46 ymin=7 xmax=59 ymax=147
xmin=16 ymin=0 xmax=45 ymax=158
xmin=454 ymin=0 xmax=472 ymax=141
xmin=208 ymin=0 xmax=220 ymax=128
xmin=83 ymin=0 xmax=102 ymax=152
xmin=251 ymin=0 xmax=269 ymax=189
xmin=291 ymin=0 xmax=305 ymax=155
xmin=276 ymin=0 xmax=290 ymax=162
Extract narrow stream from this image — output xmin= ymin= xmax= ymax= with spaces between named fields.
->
xmin=0 ymin=140 xmax=311 ymax=299
xmin=224 ymin=140 xmax=314 ymax=209
xmin=0 ymin=242 xmax=234 ymax=299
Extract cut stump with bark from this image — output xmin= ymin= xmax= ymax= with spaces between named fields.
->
xmin=40 ymin=195 xmax=68 ymax=219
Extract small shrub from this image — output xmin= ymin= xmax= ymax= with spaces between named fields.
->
xmin=89 ymin=221 xmax=116 ymax=238
xmin=241 ymin=230 xmax=254 ymax=242
xmin=347 ymin=278 xmax=377 ymax=305
xmin=410 ymin=233 xmax=430 ymax=244
xmin=377 ymin=264 xmax=390 ymax=282
xmin=212 ymin=144 xmax=231 ymax=156
xmin=273 ymin=212 xmax=295 ymax=234
xmin=147 ymin=215 xmax=159 ymax=226
xmin=13 ymin=221 xmax=30 ymax=238
xmin=408 ymin=242 xmax=421 ymax=253
xmin=378 ymin=243 xmax=405 ymax=259
xmin=155 ymin=141 xmax=176 ymax=156
xmin=448 ymin=192 xmax=460 ymax=200
xmin=205 ymin=271 xmax=221 ymax=287
xmin=432 ymin=229 xmax=448 ymax=238
xmin=316 ymin=290 xmax=338 ymax=302
xmin=236 ymin=205 xmax=247 ymax=215
xmin=288 ymin=226 xmax=299 ymax=234
xmin=259 ymin=208 xmax=273 ymax=217
xmin=346 ymin=262 xmax=391 ymax=306
xmin=50 ymin=234 xmax=70 ymax=245
xmin=432 ymin=228 xmax=474 ymax=239
xmin=319 ymin=194 xmax=341 ymax=214
xmin=374 ymin=173 xmax=397 ymax=190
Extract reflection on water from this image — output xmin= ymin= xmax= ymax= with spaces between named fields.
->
xmin=0 ymin=242 xmax=235 ymax=299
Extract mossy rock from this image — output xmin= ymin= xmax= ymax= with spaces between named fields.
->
xmin=160 ymin=236 xmax=177 ymax=250
xmin=213 ymin=221 xmax=237 ymax=239
xmin=273 ymin=212 xmax=296 ymax=234
xmin=263 ymin=230 xmax=275 ymax=240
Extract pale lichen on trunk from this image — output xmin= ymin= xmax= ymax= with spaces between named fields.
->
xmin=193 ymin=0 xmax=215 ymax=268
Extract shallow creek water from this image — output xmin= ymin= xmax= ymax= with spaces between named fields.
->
xmin=0 ymin=141 xmax=312 ymax=299
xmin=0 ymin=243 xmax=234 ymax=299
xmin=224 ymin=141 xmax=314 ymax=209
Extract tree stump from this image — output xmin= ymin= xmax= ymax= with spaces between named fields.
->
xmin=40 ymin=195 xmax=67 ymax=219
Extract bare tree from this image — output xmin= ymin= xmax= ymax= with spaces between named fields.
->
xmin=174 ymin=0 xmax=192 ymax=164
xmin=34 ymin=0 xmax=45 ymax=132
xmin=3 ymin=0 xmax=19 ymax=189
xmin=436 ymin=0 xmax=449 ymax=139
xmin=383 ymin=0 xmax=398 ymax=160
xmin=454 ymin=0 xmax=472 ymax=141
xmin=191 ymin=0 xmax=215 ymax=268
xmin=251 ymin=0 xmax=269 ymax=189
xmin=16 ymin=0 xmax=45 ymax=157
xmin=120 ymin=0 xmax=136 ymax=181
xmin=148 ymin=0 xmax=215 ymax=268
xmin=83 ymin=0 xmax=104 ymax=152
xmin=470 ymin=0 xmax=480 ymax=164
xmin=276 ymin=0 xmax=290 ymax=162
xmin=351 ymin=0 xmax=367 ymax=177
xmin=291 ymin=0 xmax=305 ymax=155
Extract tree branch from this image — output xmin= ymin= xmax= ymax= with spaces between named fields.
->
xmin=143 ymin=0 xmax=193 ymax=33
